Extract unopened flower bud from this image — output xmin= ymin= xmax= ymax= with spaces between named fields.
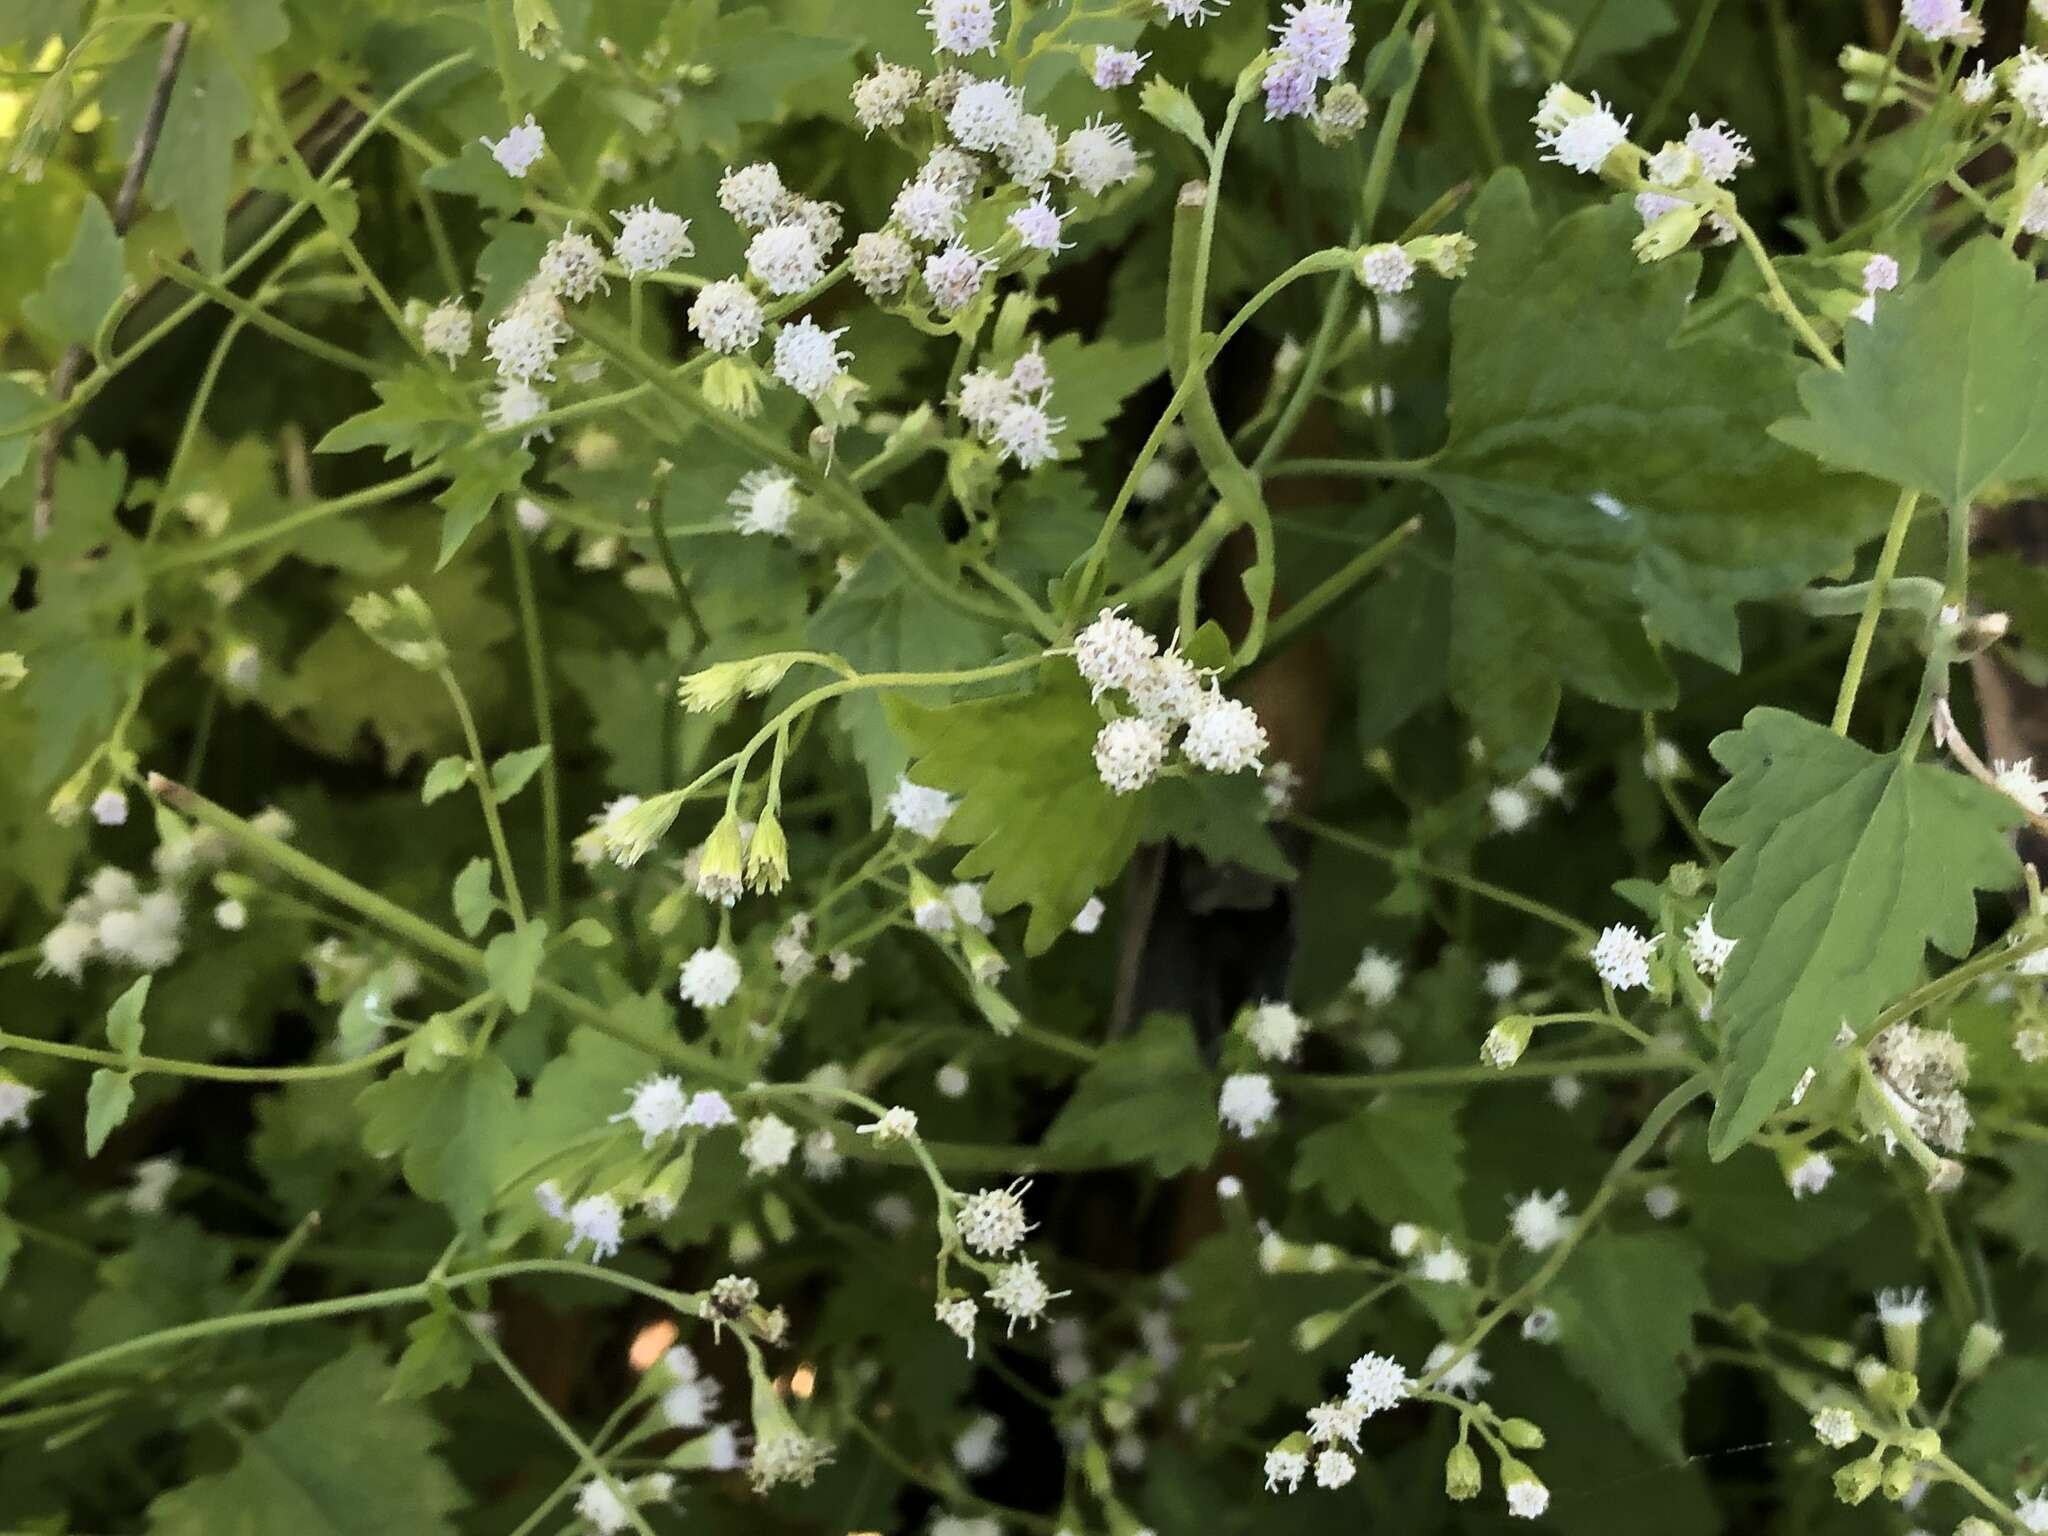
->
xmin=1957 ymin=1321 xmax=2004 ymax=1382
xmin=1832 ymin=1454 xmax=1883 ymax=1505
xmin=1445 ymin=1441 xmax=1483 ymax=1500
xmin=745 ymin=811 xmax=789 ymax=894
xmin=1481 ymin=1016 xmax=1534 ymax=1068
xmin=1499 ymin=1418 xmax=1545 ymax=1450
xmin=702 ymin=356 xmax=764 ymax=417
xmin=1293 ymin=1311 xmax=1347 ymax=1352
xmin=1633 ymin=203 xmax=1703 ymax=262
xmin=1880 ymin=1454 xmax=1923 ymax=1500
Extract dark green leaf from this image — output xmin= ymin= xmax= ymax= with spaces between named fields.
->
xmin=84 ymin=1069 xmax=135 ymax=1156
xmin=1549 ymin=1230 xmax=1709 ymax=1458
xmin=489 ymin=744 xmax=550 ymax=800
xmin=358 ymin=1058 xmax=519 ymax=1232
xmin=1290 ymin=1095 xmax=1464 ymax=1231
xmin=484 ymin=918 xmax=548 ymax=1013
xmin=1043 ymin=1013 xmax=1220 ymax=1176
xmin=23 ymin=194 xmax=125 ymax=347
xmin=451 ymin=856 xmax=496 ymax=937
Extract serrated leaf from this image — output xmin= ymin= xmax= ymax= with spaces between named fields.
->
xmin=1433 ymin=172 xmax=1888 ymax=762
xmin=386 ymin=1310 xmax=477 ymax=1401
xmin=84 ymin=1069 xmax=135 ymax=1156
xmin=1698 ymin=708 xmax=2020 ymax=1157
xmin=434 ymin=442 xmax=531 ymax=568
xmin=146 ymin=1346 xmax=466 ymax=1534
xmin=1549 ymin=1230 xmax=1709 ymax=1459
xmin=808 ymin=543 xmax=1004 ymax=814
xmin=484 ymin=918 xmax=548 ymax=1013
xmin=421 ymin=755 xmax=471 ymax=804
xmin=105 ymin=974 xmax=150 ymax=1057
xmin=131 ymin=41 xmax=248 ymax=273
xmin=1138 ymin=76 xmax=1208 ymax=150
xmin=358 ymin=1058 xmax=518 ymax=1232
xmin=452 ymin=856 xmax=496 ymax=937
xmin=1774 ymin=239 xmax=2048 ymax=508
xmin=891 ymin=667 xmax=1146 ymax=952
xmin=1141 ymin=774 xmax=1294 ymax=880
xmin=1035 ymin=334 xmax=1165 ymax=458
xmin=23 ymin=194 xmax=124 ymax=347
xmin=489 ymin=744 xmax=550 ymax=800
xmin=1289 ymin=1095 xmax=1463 ymax=1230
xmin=1042 ymin=1013 xmax=1220 ymax=1175
xmin=314 ymin=369 xmax=469 ymax=461
xmin=420 ymin=140 xmax=528 ymax=215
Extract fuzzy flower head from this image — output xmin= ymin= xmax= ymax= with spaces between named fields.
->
xmin=1789 ymin=1150 xmax=1836 ymax=1198
xmin=1009 ymin=191 xmax=1071 ymax=253
xmin=1345 ymin=1350 xmax=1413 ymax=1415
xmin=565 ymin=1193 xmax=624 ymax=1261
xmin=1274 ymin=1 xmax=1355 ymax=80
xmin=1244 ymin=1001 xmax=1308 ymax=1063
xmin=1425 ymin=1340 xmax=1492 ymax=1399
xmin=482 ymin=115 xmax=545 ymax=177
xmin=611 ymin=202 xmax=693 ymax=275
xmin=1591 ymin=923 xmax=1655 ymax=991
xmin=688 ymin=278 xmax=764 ymax=354
xmin=1811 ymin=1405 xmax=1859 ymax=1448
xmin=1683 ymin=114 xmax=1753 ymax=183
xmin=999 ymin=114 xmax=1059 ymax=183
xmin=420 ymin=300 xmax=474 ymax=362
xmin=924 ymin=241 xmax=995 ymax=313
xmin=728 ymin=470 xmax=803 ymax=537
xmin=612 ymin=1075 xmax=689 ymax=1148
xmin=1218 ymin=1071 xmax=1278 ymax=1136
xmin=1265 ymin=1445 xmax=1309 ymax=1493
xmin=1995 ymin=758 xmax=2048 ymax=816
xmin=741 ymin=1113 xmax=799 ymax=1175
xmin=1182 ymin=690 xmax=1267 ymax=773
xmin=948 ymin=78 xmax=1024 ymax=151
xmin=2013 ymin=48 xmax=2048 ymax=125
xmin=747 ymin=221 xmax=825 ymax=296
xmin=1687 ymin=906 xmax=1736 ymax=978
xmin=888 ymin=776 xmax=955 ymax=838
xmin=1505 ymin=1467 xmax=1550 ymax=1519
xmin=1093 ymin=46 xmax=1149 ymax=88
xmin=0 ymin=1079 xmax=39 ymax=1131
xmin=990 ymin=395 xmax=1065 ymax=468
xmin=987 ymin=1257 xmax=1064 ymax=1332
xmin=1093 ymin=715 xmax=1169 ymax=795
xmin=486 ymin=380 xmax=550 ymax=441
xmin=1262 ymin=53 xmax=1320 ymax=120
xmin=1158 ymin=0 xmax=1228 ymax=20
xmin=1315 ymin=1449 xmax=1357 ymax=1488
xmin=1902 ymin=0 xmax=1982 ymax=44
xmin=678 ymin=945 xmax=743 ymax=1009
xmin=892 ymin=176 xmax=966 ymax=246
xmin=852 ymin=229 xmax=918 ymax=297
xmin=1061 ymin=117 xmax=1142 ymax=196
xmin=749 ymin=1431 xmax=834 ymax=1492
xmin=1533 ymin=86 xmax=1631 ymax=175
xmin=1357 ymin=242 xmax=1416 ymax=295
xmin=1352 ymin=947 xmax=1402 ymax=1005
xmin=719 ymin=161 xmax=788 ymax=228
xmin=1509 ymin=1189 xmax=1571 ymax=1252
xmin=540 ymin=228 xmax=608 ymax=300
xmin=486 ymin=290 xmax=567 ymax=382
xmin=1073 ymin=606 xmax=1158 ymax=696
xmin=957 ymin=1180 xmax=1035 ymax=1255
xmin=853 ymin=57 xmax=923 ymax=133
xmin=772 ymin=317 xmax=852 ymax=398
xmin=924 ymin=0 xmax=1000 ymax=54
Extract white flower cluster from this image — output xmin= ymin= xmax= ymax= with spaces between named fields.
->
xmin=1631 ymin=113 xmax=1753 ymax=256
xmin=1071 ymin=608 xmax=1268 ymax=795
xmin=608 ymin=1075 xmax=736 ymax=1148
xmin=41 ymin=865 xmax=191 ymax=979
xmin=957 ymin=344 xmax=1066 ymax=469
xmin=1868 ymin=1022 xmax=1972 ymax=1155
xmin=1265 ymin=1349 xmax=1413 ymax=1495
xmin=1262 ymin=1 xmax=1356 ymax=122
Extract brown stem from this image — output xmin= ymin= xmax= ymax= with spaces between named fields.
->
xmin=33 ymin=21 xmax=192 ymax=540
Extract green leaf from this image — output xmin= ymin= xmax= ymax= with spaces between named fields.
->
xmin=84 ymin=1069 xmax=135 ymax=1157
xmin=129 ymin=41 xmax=249 ymax=272
xmin=105 ymin=974 xmax=150 ymax=1057
xmin=484 ymin=918 xmax=549 ymax=1013
xmin=560 ymin=917 xmax=614 ymax=948
xmin=358 ymin=1058 xmax=519 ymax=1232
xmin=1138 ymin=76 xmax=1208 ymax=151
xmin=489 ymin=744 xmax=550 ymax=800
xmin=421 ymin=755 xmax=471 ymax=804
xmin=1142 ymin=773 xmax=1295 ymax=881
xmin=1548 ymin=1230 xmax=1709 ymax=1459
xmin=386 ymin=1310 xmax=477 ymax=1401
xmin=512 ymin=0 xmax=560 ymax=53
xmin=891 ymin=667 xmax=1147 ymax=952
xmin=1774 ymin=239 xmax=2048 ymax=508
xmin=808 ymin=541 xmax=1004 ymax=814
xmin=314 ymin=369 xmax=469 ymax=461
xmin=1289 ymin=1095 xmax=1464 ymax=1231
xmin=1036 ymin=334 xmax=1165 ymax=458
xmin=451 ymin=856 xmax=496 ymax=937
xmin=147 ymin=1346 xmax=466 ymax=1534
xmin=420 ymin=140 xmax=528 ymax=216
xmin=434 ymin=442 xmax=532 ymax=568
xmin=1981 ymin=1146 xmax=2048 ymax=1261
xmin=1951 ymin=1355 xmax=2048 ymax=1491
xmin=1698 ymin=708 xmax=2019 ymax=1157
xmin=1042 ymin=1013 xmax=1219 ymax=1176
xmin=23 ymin=194 xmax=125 ymax=347
xmin=1433 ymin=172 xmax=1888 ymax=762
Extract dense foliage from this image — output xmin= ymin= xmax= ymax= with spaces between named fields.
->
xmin=7 ymin=0 xmax=2048 ymax=1533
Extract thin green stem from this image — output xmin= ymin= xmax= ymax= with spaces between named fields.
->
xmin=1725 ymin=207 xmax=1840 ymax=371
xmin=646 ymin=489 xmax=709 ymax=656
xmin=153 ymin=259 xmax=385 ymax=376
xmin=440 ymin=670 xmax=529 ymax=927
xmin=148 ymin=465 xmax=443 ymax=571
xmin=0 ymin=1029 xmax=409 ymax=1083
xmin=1643 ymin=0 xmax=1726 ymax=138
xmin=1831 ymin=488 xmax=1920 ymax=735
xmin=1424 ymin=5 xmax=1500 ymax=170
xmin=1255 ymin=516 xmax=1420 ymax=657
xmin=500 ymin=502 xmax=563 ymax=926
xmin=1294 ymin=814 xmax=1597 ymax=941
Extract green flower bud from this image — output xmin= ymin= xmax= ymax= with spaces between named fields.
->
xmin=1954 ymin=1519 xmax=2000 ymax=1536
xmin=1407 ymin=232 xmax=1477 ymax=279
xmin=1895 ymin=1426 xmax=1941 ymax=1461
xmin=959 ymin=925 xmax=1007 ymax=986
xmin=677 ymin=653 xmax=800 ymax=713
xmin=1499 ymin=1458 xmax=1549 ymax=1519
xmin=1500 ymin=1418 xmax=1546 ymax=1450
xmin=1957 ymin=1321 xmax=2004 ymax=1382
xmin=745 ymin=811 xmax=790 ymax=894
xmin=1880 ymin=1454 xmax=1924 ymax=1501
xmin=1832 ymin=1454 xmax=1882 ymax=1505
xmin=642 ymin=1145 xmax=695 ymax=1219
xmin=695 ymin=813 xmax=747 ymax=895
xmin=1633 ymin=203 xmax=1704 ymax=263
xmin=1445 ymin=1441 xmax=1483 ymax=1500
xmin=348 ymin=587 xmax=448 ymax=671
xmin=1293 ymin=1310 xmax=1347 ymax=1352
xmin=1311 ymin=83 xmax=1371 ymax=145
xmin=1481 ymin=1015 xmax=1535 ymax=1068
xmin=1868 ymin=1366 xmax=1920 ymax=1416
xmin=702 ymin=355 xmax=763 ymax=417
